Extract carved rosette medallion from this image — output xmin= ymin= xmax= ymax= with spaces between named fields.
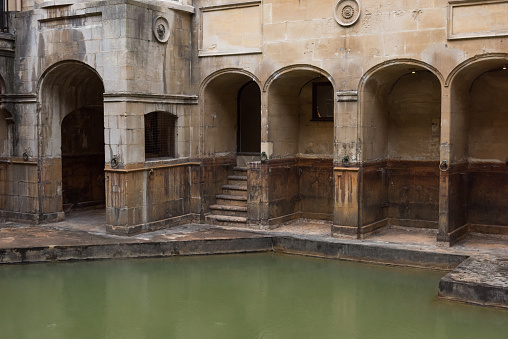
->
xmin=153 ymin=16 xmax=170 ymax=43
xmin=334 ymin=0 xmax=360 ymax=26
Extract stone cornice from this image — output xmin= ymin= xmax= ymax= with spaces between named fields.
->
xmin=104 ymin=92 xmax=198 ymax=105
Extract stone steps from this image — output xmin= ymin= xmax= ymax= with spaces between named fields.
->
xmin=206 ymin=167 xmax=249 ymax=226
xmin=209 ymin=204 xmax=248 ymax=217
xmin=215 ymin=194 xmax=247 ymax=206
xmin=222 ymin=184 xmax=247 ymax=196
xmin=227 ymin=175 xmax=247 ymax=186
xmin=205 ymin=214 xmax=248 ymax=226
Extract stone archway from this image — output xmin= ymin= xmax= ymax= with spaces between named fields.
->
xmin=38 ymin=61 xmax=104 ymax=216
xmin=200 ymin=69 xmax=262 ymax=167
xmin=447 ymin=54 xmax=508 ymax=236
xmin=237 ymin=81 xmax=261 ymax=155
xmin=258 ymin=65 xmax=335 ymax=225
xmin=358 ymin=60 xmax=443 ymax=236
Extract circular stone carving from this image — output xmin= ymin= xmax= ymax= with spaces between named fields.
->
xmin=334 ymin=0 xmax=360 ymax=27
xmin=153 ymin=16 xmax=170 ymax=43
xmin=342 ymin=5 xmax=354 ymax=19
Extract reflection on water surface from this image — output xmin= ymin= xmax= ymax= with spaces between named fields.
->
xmin=0 ymin=253 xmax=506 ymax=339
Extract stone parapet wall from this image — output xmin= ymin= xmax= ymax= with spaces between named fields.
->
xmin=106 ymin=159 xmax=201 ymax=235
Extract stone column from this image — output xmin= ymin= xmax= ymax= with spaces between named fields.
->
xmin=437 ymin=85 xmax=469 ymax=244
xmin=104 ymin=100 xmax=146 ymax=234
xmin=438 ymin=86 xmax=451 ymax=242
xmin=332 ymin=91 xmax=360 ymax=237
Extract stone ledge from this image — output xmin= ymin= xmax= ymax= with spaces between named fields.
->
xmin=0 ymin=210 xmax=65 ymax=224
xmin=0 ymin=237 xmax=273 ymax=264
xmin=106 ymin=213 xmax=199 ymax=235
xmin=439 ymin=256 xmax=508 ymax=308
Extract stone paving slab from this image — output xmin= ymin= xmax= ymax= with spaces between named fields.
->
xmin=439 ymin=256 xmax=508 ymax=308
xmin=0 ymin=224 xmax=269 ymax=249
xmin=0 ymin=223 xmax=273 ymax=264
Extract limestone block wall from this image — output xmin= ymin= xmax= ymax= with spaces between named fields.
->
xmin=0 ymin=0 xmax=200 ymax=229
xmin=194 ymin=0 xmax=508 ymax=242
xmin=0 ymin=0 xmax=506 ymax=240
xmin=106 ymin=160 xmax=200 ymax=235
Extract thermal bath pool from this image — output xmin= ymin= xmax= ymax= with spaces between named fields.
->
xmin=0 ymin=253 xmax=506 ymax=338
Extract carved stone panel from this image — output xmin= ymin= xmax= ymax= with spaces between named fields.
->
xmin=153 ymin=16 xmax=170 ymax=43
xmin=334 ymin=0 xmax=360 ymax=27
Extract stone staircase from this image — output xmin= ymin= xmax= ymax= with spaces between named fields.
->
xmin=206 ymin=167 xmax=248 ymax=226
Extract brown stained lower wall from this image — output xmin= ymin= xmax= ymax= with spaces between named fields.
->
xmin=201 ymin=155 xmax=236 ymax=213
xmin=251 ymin=157 xmax=333 ymax=225
xmin=360 ymin=160 xmax=388 ymax=227
xmin=39 ymin=158 xmax=63 ymax=218
xmin=360 ymin=160 xmax=440 ymax=231
xmin=333 ymin=167 xmax=359 ymax=230
xmin=106 ymin=170 xmax=133 ymax=226
xmin=468 ymin=162 xmax=508 ymax=230
xmin=265 ymin=158 xmax=300 ymax=224
xmin=386 ymin=160 xmax=439 ymax=228
xmin=298 ymin=158 xmax=333 ymax=220
xmin=0 ymin=162 xmax=8 ymax=209
xmin=6 ymin=162 xmax=39 ymax=214
xmin=247 ymin=162 xmax=267 ymax=223
xmin=62 ymin=154 xmax=105 ymax=206
xmin=0 ymin=159 xmax=63 ymax=223
xmin=146 ymin=164 xmax=198 ymax=223
xmin=106 ymin=160 xmax=201 ymax=234
xmin=446 ymin=162 xmax=469 ymax=234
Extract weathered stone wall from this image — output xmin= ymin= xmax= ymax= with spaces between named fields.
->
xmin=106 ymin=159 xmax=201 ymax=235
xmin=0 ymin=0 xmax=198 ymax=229
xmin=247 ymin=157 xmax=332 ymax=226
xmin=299 ymin=158 xmax=333 ymax=220
xmin=0 ymin=0 xmax=506 ymax=241
xmin=360 ymin=161 xmax=387 ymax=227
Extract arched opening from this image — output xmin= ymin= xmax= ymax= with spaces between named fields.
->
xmin=263 ymin=67 xmax=334 ymax=223
xmin=237 ymin=81 xmax=261 ymax=154
xmin=39 ymin=61 xmax=104 ymax=213
xmin=360 ymin=62 xmax=442 ymax=232
xmin=61 ymin=108 xmax=105 ymax=208
xmin=449 ymin=57 xmax=508 ymax=234
xmin=202 ymin=71 xmax=261 ymax=166
xmin=266 ymin=69 xmax=334 ymax=158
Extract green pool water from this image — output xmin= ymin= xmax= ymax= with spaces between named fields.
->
xmin=0 ymin=253 xmax=506 ymax=339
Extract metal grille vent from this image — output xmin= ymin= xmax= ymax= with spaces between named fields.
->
xmin=144 ymin=112 xmax=176 ymax=160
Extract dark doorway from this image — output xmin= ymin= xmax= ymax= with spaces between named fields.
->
xmin=61 ymin=107 xmax=105 ymax=209
xmin=237 ymin=81 xmax=261 ymax=153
